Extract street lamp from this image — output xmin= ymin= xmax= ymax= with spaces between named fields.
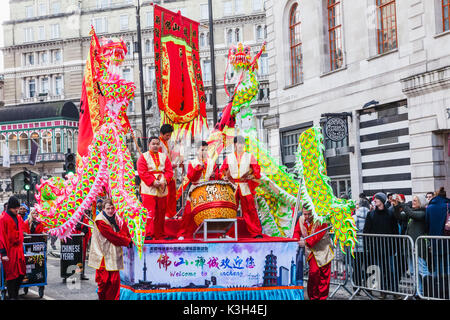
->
xmin=135 ymin=0 xmax=148 ymax=152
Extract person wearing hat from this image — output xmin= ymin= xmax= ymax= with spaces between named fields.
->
xmin=363 ymin=192 xmax=399 ymax=296
xmin=0 ymin=196 xmax=26 ymax=299
xmin=18 ymin=203 xmax=30 ymax=221
xmin=294 ymin=204 xmax=334 ymax=300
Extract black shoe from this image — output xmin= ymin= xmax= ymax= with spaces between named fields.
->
xmin=145 ymin=236 xmax=153 ymax=241
xmin=254 ymin=235 xmax=263 ymax=239
xmin=164 ymin=237 xmax=174 ymax=241
xmin=80 ymin=275 xmax=89 ymax=281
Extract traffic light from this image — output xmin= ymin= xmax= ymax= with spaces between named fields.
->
xmin=23 ymin=170 xmax=32 ymax=191
xmin=64 ymin=151 xmax=76 ymax=176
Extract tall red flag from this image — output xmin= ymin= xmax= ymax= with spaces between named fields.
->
xmin=153 ymin=5 xmax=208 ymax=139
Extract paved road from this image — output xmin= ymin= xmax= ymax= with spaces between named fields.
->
xmin=18 ymin=240 xmax=98 ymax=301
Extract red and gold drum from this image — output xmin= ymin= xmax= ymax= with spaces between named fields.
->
xmin=189 ymin=180 xmax=237 ymax=226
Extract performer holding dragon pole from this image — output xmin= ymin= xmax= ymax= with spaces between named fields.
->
xmin=220 ymin=136 xmax=263 ymax=239
xmin=137 ymin=136 xmax=174 ymax=240
xmin=177 ymin=141 xmax=219 ymax=240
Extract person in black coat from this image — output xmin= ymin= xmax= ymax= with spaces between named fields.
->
xmin=363 ymin=192 xmax=399 ymax=294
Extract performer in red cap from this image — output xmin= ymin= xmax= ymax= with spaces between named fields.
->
xmin=88 ymin=199 xmax=132 ymax=300
xmin=0 ymin=196 xmax=26 ymax=300
xmin=220 ymin=136 xmax=263 ymax=238
xmin=295 ymin=205 xmax=334 ymax=300
xmin=177 ymin=141 xmax=219 ymax=240
xmin=138 ymin=136 xmax=174 ymax=240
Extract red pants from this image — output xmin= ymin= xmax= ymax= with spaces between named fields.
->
xmin=95 ymin=268 xmax=121 ymax=300
xmin=165 ymin=180 xmax=177 ymax=218
xmin=307 ymin=257 xmax=331 ymax=300
xmin=236 ymin=190 xmax=262 ymax=238
xmin=142 ymin=194 xmax=167 ymax=239
xmin=176 ymin=200 xmax=197 ymax=239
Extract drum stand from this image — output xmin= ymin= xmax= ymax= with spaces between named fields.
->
xmin=193 ymin=219 xmax=238 ymax=242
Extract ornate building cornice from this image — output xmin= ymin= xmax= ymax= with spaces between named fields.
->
xmin=401 ymin=66 xmax=450 ymax=97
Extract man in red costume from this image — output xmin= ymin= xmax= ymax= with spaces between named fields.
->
xmin=0 ymin=196 xmax=26 ymax=300
xmin=88 ymin=199 xmax=132 ymax=300
xmin=220 ymin=136 xmax=263 ymax=238
xmin=177 ymin=141 xmax=219 ymax=240
xmin=295 ymin=206 xmax=334 ymax=300
xmin=138 ymin=136 xmax=174 ymax=240
xmin=159 ymin=124 xmax=181 ymax=219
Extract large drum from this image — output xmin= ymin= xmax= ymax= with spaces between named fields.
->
xmin=189 ymin=180 xmax=238 ymax=226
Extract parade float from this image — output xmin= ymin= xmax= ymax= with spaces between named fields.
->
xmin=34 ymin=5 xmax=357 ymax=301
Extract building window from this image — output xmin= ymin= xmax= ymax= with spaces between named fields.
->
xmin=29 ymin=79 xmax=36 ymax=98
xmin=55 ymin=76 xmax=63 ymax=95
xmin=25 ymin=53 xmax=35 ymax=66
xmin=227 ymin=29 xmax=233 ymax=45
xmin=40 ymin=51 xmax=48 ymax=65
xmin=202 ymin=59 xmax=211 ymax=82
xmin=146 ymin=11 xmax=153 ymax=27
xmin=24 ymin=27 xmax=34 ymax=42
xmin=235 ymin=0 xmax=244 ymax=14
xmin=51 ymin=1 xmax=61 ymax=14
xmin=443 ymin=0 xmax=450 ymax=32
xmin=256 ymin=25 xmax=264 ymax=41
xmin=147 ymin=66 xmax=155 ymax=87
xmin=26 ymin=6 xmax=34 ymax=18
xmin=41 ymin=77 xmax=49 ymax=94
xmin=281 ymin=129 xmax=302 ymax=169
xmin=55 ymin=132 xmax=62 ymax=153
xmin=253 ymin=0 xmax=263 ymax=12
xmin=376 ymin=0 xmax=397 ymax=54
xmin=145 ymin=39 xmax=152 ymax=54
xmin=38 ymin=26 xmax=45 ymax=41
xmin=43 ymin=131 xmax=52 ymax=153
xmin=123 ymin=68 xmax=133 ymax=82
xmin=289 ymin=3 xmax=303 ymax=85
xmin=97 ymin=0 xmax=110 ymax=8
xmin=93 ymin=17 xmax=108 ymax=34
xmin=52 ymin=50 xmax=61 ymax=63
xmin=39 ymin=3 xmax=48 ymax=16
xmin=120 ymin=15 xmax=129 ymax=31
xmin=19 ymin=133 xmax=28 ymax=156
xmin=327 ymin=0 xmax=343 ymax=71
xmin=224 ymin=1 xmax=232 ymax=16
xmin=8 ymin=134 xmax=18 ymax=156
xmin=51 ymin=24 xmax=60 ymax=39
xmin=235 ymin=28 xmax=241 ymax=42
xmin=200 ymin=4 xmax=209 ymax=20
xmin=259 ymin=53 xmax=269 ymax=76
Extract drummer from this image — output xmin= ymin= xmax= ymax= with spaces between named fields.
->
xmin=177 ymin=141 xmax=219 ymax=240
xmin=220 ymin=136 xmax=263 ymax=239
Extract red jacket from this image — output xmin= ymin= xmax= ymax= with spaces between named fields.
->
xmin=137 ymin=152 xmax=174 ymax=188
xmin=22 ymin=220 xmax=44 ymax=234
xmin=0 ymin=211 xmax=26 ymax=280
xmin=187 ymin=161 xmax=219 ymax=183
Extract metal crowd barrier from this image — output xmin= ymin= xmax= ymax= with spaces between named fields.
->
xmin=299 ymin=233 xmax=450 ymax=300
xmin=415 ymin=236 xmax=450 ymax=300
xmin=348 ymin=233 xmax=416 ymax=300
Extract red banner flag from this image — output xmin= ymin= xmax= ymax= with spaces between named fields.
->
xmin=153 ymin=5 xmax=208 ymax=139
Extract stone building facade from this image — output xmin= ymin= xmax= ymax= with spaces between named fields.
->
xmin=265 ymin=0 xmax=450 ymax=199
xmin=0 ymin=0 xmax=269 ymax=203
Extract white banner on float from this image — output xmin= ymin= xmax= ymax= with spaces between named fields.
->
xmin=121 ymin=241 xmax=299 ymax=290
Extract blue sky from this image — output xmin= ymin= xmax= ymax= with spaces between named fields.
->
xmin=0 ymin=0 xmax=10 ymax=72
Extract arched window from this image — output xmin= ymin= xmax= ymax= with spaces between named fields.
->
xmin=235 ymin=28 xmax=241 ymax=43
xmin=0 ymin=134 xmax=6 ymax=157
xmin=43 ymin=131 xmax=52 ymax=153
xmin=289 ymin=3 xmax=303 ymax=85
xmin=67 ymin=131 xmax=73 ymax=152
xmin=256 ymin=25 xmax=263 ymax=41
xmin=227 ymin=29 xmax=233 ymax=45
xmin=200 ymin=33 xmax=205 ymax=47
xmin=55 ymin=132 xmax=62 ymax=153
xmin=145 ymin=39 xmax=152 ymax=54
xmin=19 ymin=133 xmax=28 ymax=155
xmin=8 ymin=134 xmax=18 ymax=156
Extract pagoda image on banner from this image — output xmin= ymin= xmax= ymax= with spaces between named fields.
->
xmin=263 ymin=250 xmax=277 ymax=287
